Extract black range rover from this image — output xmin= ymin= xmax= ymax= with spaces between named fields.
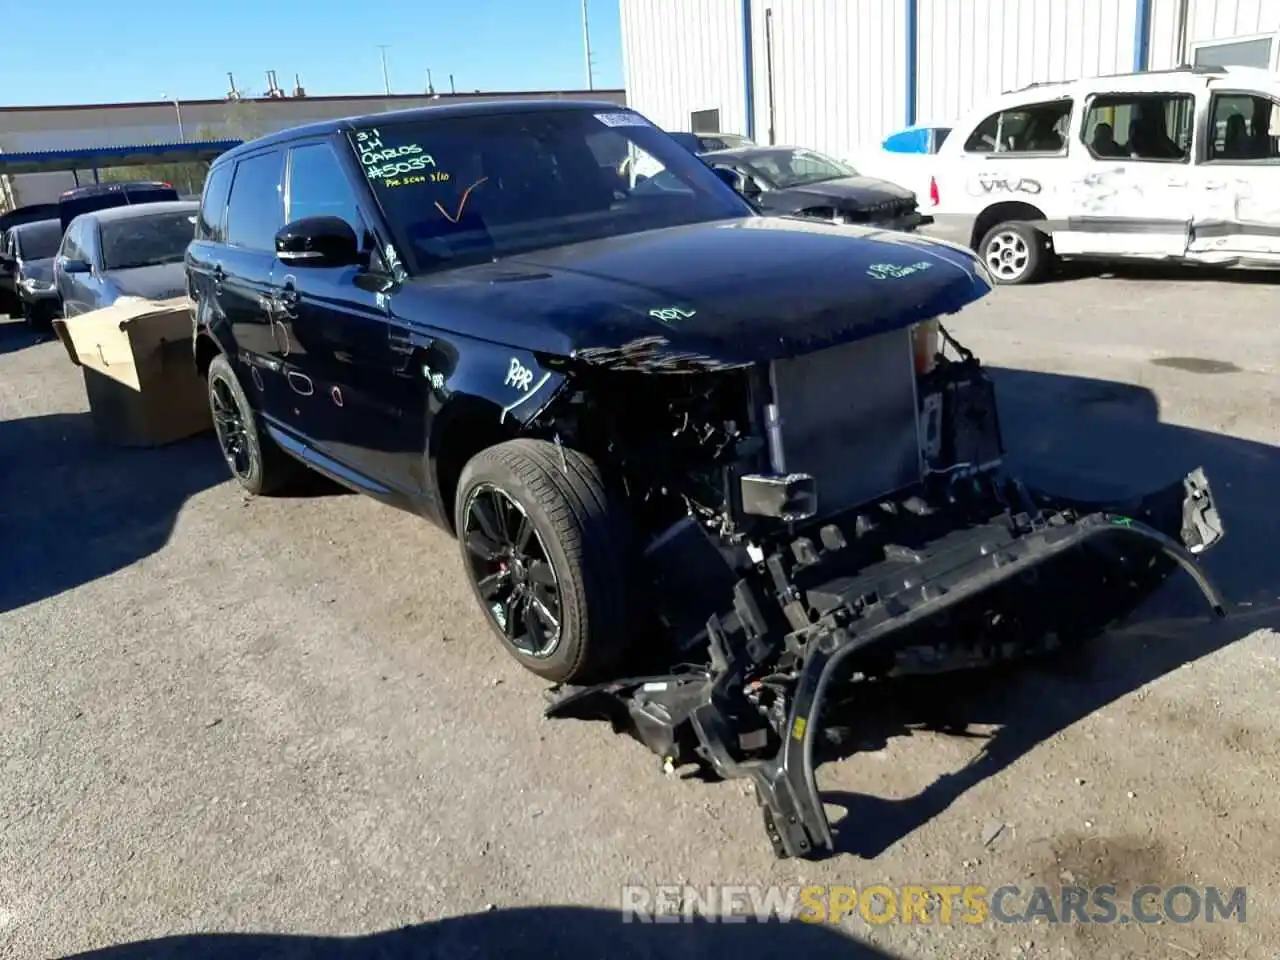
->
xmin=187 ymin=101 xmax=1225 ymax=860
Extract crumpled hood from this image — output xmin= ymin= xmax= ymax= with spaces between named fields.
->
xmin=20 ymin=257 xmax=55 ymax=284
xmin=393 ymin=216 xmax=991 ymax=370
xmin=108 ymin=262 xmax=187 ymax=301
xmin=776 ymin=175 xmax=916 ymax=208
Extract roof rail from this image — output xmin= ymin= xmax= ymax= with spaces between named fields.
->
xmin=1002 ymin=63 xmax=1229 ymax=97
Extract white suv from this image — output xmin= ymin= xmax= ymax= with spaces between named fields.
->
xmin=923 ymin=65 xmax=1280 ymax=284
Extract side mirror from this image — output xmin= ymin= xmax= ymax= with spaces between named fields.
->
xmin=60 ymin=257 xmax=90 ymax=274
xmin=741 ymin=177 xmax=763 ymax=200
xmin=274 ymin=216 xmax=360 ymax=268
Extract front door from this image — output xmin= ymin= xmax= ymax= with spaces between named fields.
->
xmin=1186 ymin=88 xmax=1280 ymax=265
xmin=1054 ymin=90 xmax=1196 ymax=260
xmin=273 ymin=140 xmax=422 ymax=495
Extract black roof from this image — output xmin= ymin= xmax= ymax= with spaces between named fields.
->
xmin=9 ymin=217 xmax=61 ymax=235
xmin=213 ymin=98 xmax=635 ymax=167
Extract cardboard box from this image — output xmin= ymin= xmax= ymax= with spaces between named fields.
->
xmin=52 ymin=296 xmax=212 ymax=447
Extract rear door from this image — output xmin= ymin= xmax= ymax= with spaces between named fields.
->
xmin=1186 ymin=87 xmax=1280 ymax=264
xmin=275 ymin=137 xmax=421 ymax=492
xmin=1053 ymin=90 xmax=1197 ymax=260
xmin=219 ymin=149 xmax=290 ymax=427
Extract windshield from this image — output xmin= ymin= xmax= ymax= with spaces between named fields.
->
xmin=347 ymin=107 xmax=752 ymax=275
xmin=15 ymin=219 xmax=62 ymax=260
xmin=737 ymin=148 xmax=856 ymax=189
xmin=101 ymin=210 xmax=197 ymax=271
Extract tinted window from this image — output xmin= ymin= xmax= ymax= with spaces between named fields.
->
xmin=736 ymin=148 xmax=856 ymax=189
xmin=286 ymin=143 xmax=362 ymax=235
xmin=1205 ymin=93 xmax=1280 ymax=161
xmin=101 ymin=210 xmax=198 ymax=270
xmin=225 ymin=151 xmax=284 ymax=251
xmin=346 ymin=108 xmax=749 ymax=275
xmin=1082 ymin=93 xmax=1192 ymax=161
xmin=60 ymin=221 xmax=85 ymax=262
xmin=198 ymin=164 xmax=233 ymax=242
xmin=15 ymin=220 xmax=62 ymax=260
xmin=964 ymin=99 xmax=1073 ymax=154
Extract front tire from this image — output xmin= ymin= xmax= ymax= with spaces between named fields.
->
xmin=979 ymin=220 xmax=1051 ymax=285
xmin=454 ymin=439 xmax=634 ymax=684
xmin=207 ymin=353 xmax=298 ymax=495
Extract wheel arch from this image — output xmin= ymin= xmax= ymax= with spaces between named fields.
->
xmin=194 ymin=330 xmax=222 ymax=379
xmin=970 ymin=201 xmax=1049 ymax=250
xmin=429 ymin=395 xmax=525 ymax=535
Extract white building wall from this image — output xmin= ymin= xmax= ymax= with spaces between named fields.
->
xmin=620 ymin=0 xmax=746 ymax=134
xmin=916 ymin=0 xmax=1140 ymax=124
xmin=1149 ymin=0 xmax=1280 ymax=69
xmin=748 ymin=0 xmax=906 ymax=158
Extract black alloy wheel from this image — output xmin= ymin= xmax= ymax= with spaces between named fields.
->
xmin=462 ymin=482 xmax=563 ymax=658
xmin=210 ymin=374 xmax=254 ymax=482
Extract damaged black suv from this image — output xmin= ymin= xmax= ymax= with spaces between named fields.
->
xmin=189 ymin=100 xmax=1227 ymax=859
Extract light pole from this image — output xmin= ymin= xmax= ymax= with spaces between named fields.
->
xmin=581 ymin=0 xmax=595 ymax=90
xmin=162 ymin=93 xmax=184 ymax=141
xmin=377 ymin=45 xmax=392 ymax=95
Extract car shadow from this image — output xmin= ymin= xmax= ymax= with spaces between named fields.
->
xmin=60 ymin=905 xmax=898 ymax=959
xmin=1056 ymin=260 xmax=1280 ymax=285
xmin=816 ymin=366 xmax=1280 ymax=858
xmin=0 ymin=316 xmax=50 ymax=355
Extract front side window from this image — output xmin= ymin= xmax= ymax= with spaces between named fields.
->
xmin=1204 ymin=93 xmax=1280 ymax=161
xmin=100 ymin=210 xmax=198 ymax=271
xmin=14 ymin=220 xmax=62 ymax=260
xmin=59 ymin=222 xmax=84 ymax=262
xmin=734 ymin=148 xmax=856 ymax=189
xmin=964 ymin=99 xmax=1073 ymax=155
xmin=346 ymin=108 xmax=751 ymax=275
xmin=286 ymin=142 xmax=363 ymax=238
xmin=225 ymin=151 xmax=284 ymax=251
xmin=1081 ymin=93 xmax=1193 ymax=162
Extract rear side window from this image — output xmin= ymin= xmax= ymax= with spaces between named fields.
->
xmin=225 ymin=151 xmax=284 ymax=251
xmin=197 ymin=165 xmax=232 ymax=242
xmin=964 ymin=99 xmax=1073 ymax=155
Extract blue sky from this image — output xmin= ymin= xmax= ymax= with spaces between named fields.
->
xmin=1 ymin=0 xmax=623 ymax=106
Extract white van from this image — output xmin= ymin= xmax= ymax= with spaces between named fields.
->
xmin=924 ymin=65 xmax=1280 ymax=284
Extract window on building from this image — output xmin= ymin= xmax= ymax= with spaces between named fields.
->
xmin=197 ymin=164 xmax=232 ymax=242
xmin=1082 ymin=93 xmax=1193 ymax=162
xmin=690 ymin=108 xmax=721 ymax=133
xmin=1204 ymin=93 xmax=1280 ymax=161
xmin=963 ymin=99 xmax=1073 ymax=155
xmin=1193 ymin=37 xmax=1274 ymax=69
xmin=225 ymin=151 xmax=283 ymax=251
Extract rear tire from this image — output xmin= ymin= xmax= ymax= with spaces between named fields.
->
xmin=207 ymin=353 xmax=299 ymax=496
xmin=21 ymin=300 xmax=50 ymax=331
xmin=978 ymin=220 xmax=1051 ymax=285
xmin=454 ymin=439 xmax=634 ymax=684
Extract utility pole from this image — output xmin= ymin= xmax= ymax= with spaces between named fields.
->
xmin=377 ymin=45 xmax=392 ymax=95
xmin=581 ymin=0 xmax=595 ymax=90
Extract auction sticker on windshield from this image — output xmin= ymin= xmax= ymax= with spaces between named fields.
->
xmin=352 ymin=128 xmax=438 ymax=185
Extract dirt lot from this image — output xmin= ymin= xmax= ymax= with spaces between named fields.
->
xmin=2 ymin=268 xmax=1278 ymax=960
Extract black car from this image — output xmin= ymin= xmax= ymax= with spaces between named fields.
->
xmin=667 ymin=130 xmax=755 ymax=154
xmin=0 ymin=202 xmax=60 ymax=316
xmin=188 ymin=101 xmax=1225 ymax=860
xmin=0 ymin=217 xmax=63 ymax=328
xmin=57 ymin=180 xmax=180 ymax=234
xmin=701 ymin=144 xmax=930 ymax=230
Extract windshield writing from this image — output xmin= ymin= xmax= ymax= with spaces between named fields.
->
xmin=346 ymin=108 xmax=751 ymax=275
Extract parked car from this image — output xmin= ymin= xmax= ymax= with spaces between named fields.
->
xmin=0 ymin=203 xmax=60 ymax=316
xmin=667 ymin=130 xmax=756 ymax=153
xmin=700 ymin=144 xmax=930 ymax=229
xmin=56 ymin=180 xmax=180 ymax=234
xmin=187 ymin=100 xmax=1225 ymax=861
xmin=0 ymin=217 xmax=63 ymax=328
xmin=55 ymin=201 xmax=198 ymax=317
xmin=925 ymin=64 xmax=1280 ymax=284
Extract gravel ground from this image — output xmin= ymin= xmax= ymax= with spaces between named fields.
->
xmin=1 ymin=266 xmax=1277 ymax=960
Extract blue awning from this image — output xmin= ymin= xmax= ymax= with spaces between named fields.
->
xmin=0 ymin=139 xmax=243 ymax=174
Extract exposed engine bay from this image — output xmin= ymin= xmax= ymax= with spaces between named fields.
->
xmin=532 ymin=321 xmax=1227 ymax=860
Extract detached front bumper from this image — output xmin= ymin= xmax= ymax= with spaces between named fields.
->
xmin=548 ymin=468 xmax=1225 ymax=859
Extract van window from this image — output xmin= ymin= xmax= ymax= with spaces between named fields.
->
xmin=1082 ymin=93 xmax=1193 ymax=162
xmin=963 ymin=100 xmax=1073 ymax=155
xmin=198 ymin=165 xmax=233 ymax=242
xmin=1204 ymin=93 xmax=1280 ymax=162
xmin=225 ymin=151 xmax=284 ymax=251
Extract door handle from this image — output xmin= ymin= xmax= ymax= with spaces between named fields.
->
xmin=277 ymin=283 xmax=299 ymax=311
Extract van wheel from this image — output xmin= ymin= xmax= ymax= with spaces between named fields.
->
xmin=207 ymin=353 xmax=299 ymax=495
xmin=979 ymin=221 xmax=1051 ymax=285
xmin=454 ymin=439 xmax=634 ymax=685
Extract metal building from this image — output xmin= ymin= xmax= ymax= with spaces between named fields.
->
xmin=620 ymin=0 xmax=1280 ymax=159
